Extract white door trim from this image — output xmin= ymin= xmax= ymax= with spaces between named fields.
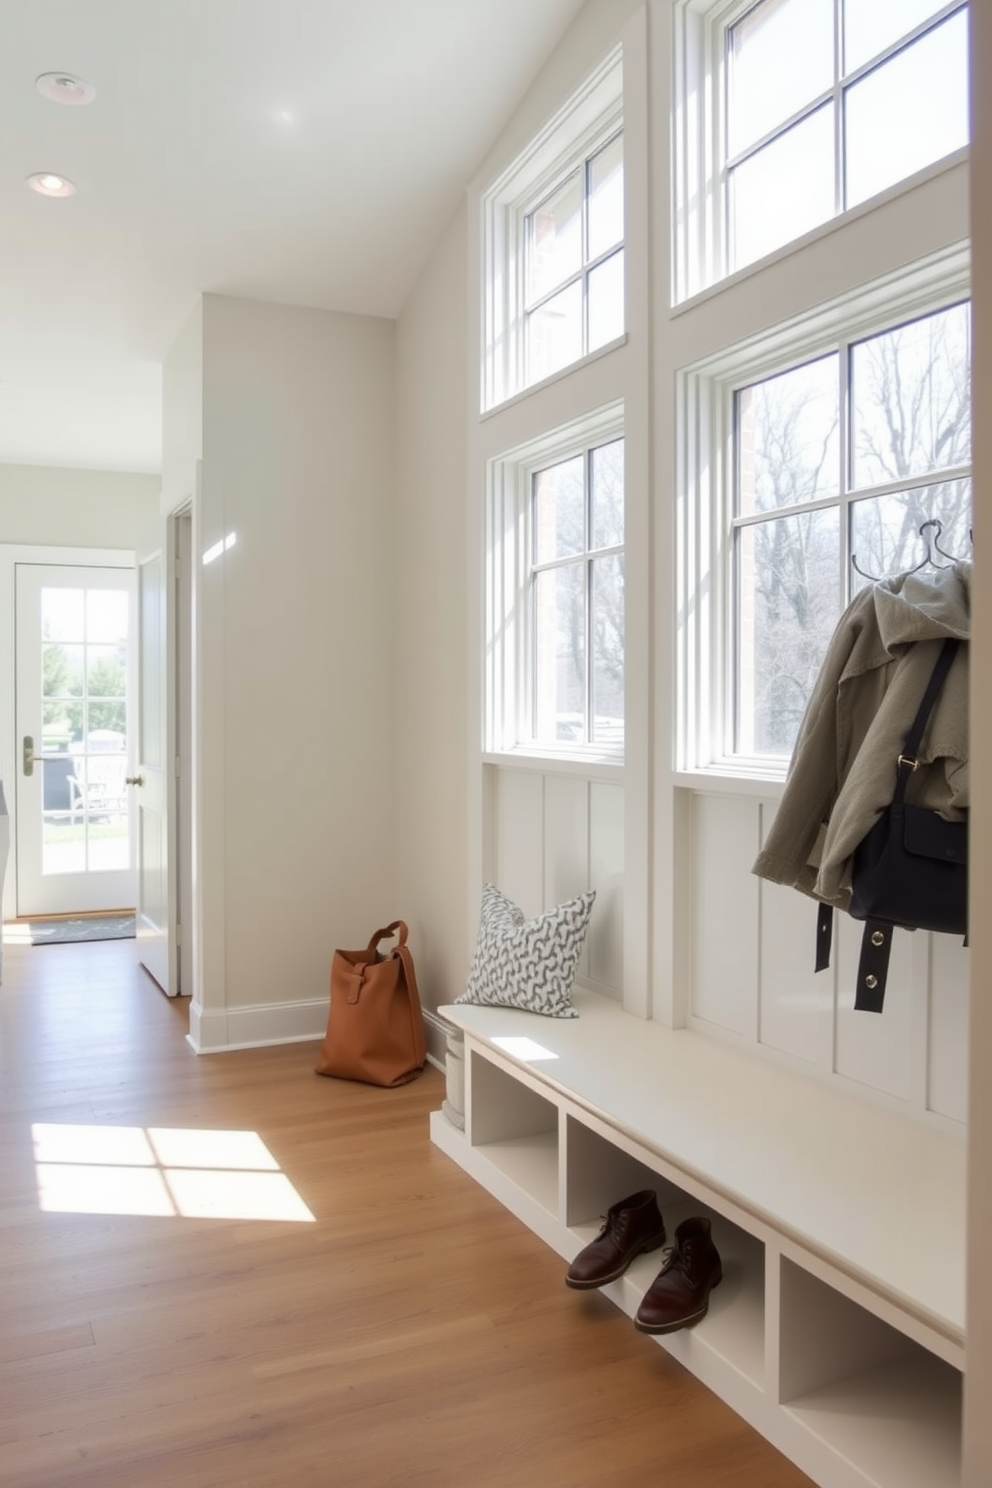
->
xmin=0 ymin=544 xmax=133 ymax=922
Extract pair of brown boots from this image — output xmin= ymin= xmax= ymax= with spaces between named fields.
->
xmin=565 ymin=1189 xmax=722 ymax=1334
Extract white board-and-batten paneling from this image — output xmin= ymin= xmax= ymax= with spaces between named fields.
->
xmin=488 ymin=765 xmax=624 ymax=1001
xmin=686 ymin=790 xmax=968 ymax=1127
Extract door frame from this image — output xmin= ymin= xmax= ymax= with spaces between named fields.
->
xmin=0 ymin=544 xmax=134 ymax=923
xmin=173 ymin=505 xmax=194 ymax=999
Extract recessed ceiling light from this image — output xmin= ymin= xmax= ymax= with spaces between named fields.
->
xmin=26 ymin=172 xmax=76 ymax=198
xmin=36 ymin=72 xmax=96 ymax=105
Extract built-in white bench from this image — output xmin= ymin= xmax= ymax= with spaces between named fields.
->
xmin=431 ymin=987 xmax=965 ymax=1488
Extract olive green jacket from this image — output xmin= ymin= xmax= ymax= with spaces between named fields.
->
xmin=752 ymin=561 xmax=970 ymax=908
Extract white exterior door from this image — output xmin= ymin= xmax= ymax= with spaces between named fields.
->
xmin=14 ymin=563 xmax=137 ymax=916
xmin=134 ymin=541 xmax=177 ymax=995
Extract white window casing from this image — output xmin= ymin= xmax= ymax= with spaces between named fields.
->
xmin=676 ymin=241 xmax=971 ymax=779
xmin=485 ymin=401 xmax=625 ymax=762
xmin=673 ymin=0 xmax=970 ymax=305
xmin=482 ymin=47 xmax=624 ymax=411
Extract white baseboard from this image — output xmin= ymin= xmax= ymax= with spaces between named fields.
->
xmin=185 ymin=997 xmax=458 ymax=1061
xmin=187 ymin=996 xmax=327 ymax=1054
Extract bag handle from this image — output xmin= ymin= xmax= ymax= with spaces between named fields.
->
xmin=364 ymin=920 xmax=408 ymax=958
xmin=891 ymin=638 xmax=959 ymax=807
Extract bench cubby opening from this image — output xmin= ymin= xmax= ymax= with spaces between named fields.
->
xmin=467 ymin=1048 xmax=559 ymax=1217
xmin=778 ymin=1258 xmax=962 ymax=1488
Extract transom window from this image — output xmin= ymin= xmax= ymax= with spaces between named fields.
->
xmin=482 ymin=47 xmax=624 ymax=409
xmin=728 ymin=0 xmax=968 ymax=271
xmin=733 ymin=299 xmax=971 ymax=757
xmin=673 ymin=0 xmax=970 ymax=299
xmin=523 ymin=132 xmax=624 ymax=388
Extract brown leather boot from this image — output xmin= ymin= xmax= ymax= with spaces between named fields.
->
xmin=633 ymin=1216 xmax=722 ymax=1333
xmin=565 ymin=1190 xmax=666 ymax=1289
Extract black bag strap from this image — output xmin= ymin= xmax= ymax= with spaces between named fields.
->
xmin=854 ymin=921 xmax=892 ymax=1013
xmin=816 ymin=636 xmax=961 ymax=994
xmin=890 ymin=637 xmax=960 ymax=808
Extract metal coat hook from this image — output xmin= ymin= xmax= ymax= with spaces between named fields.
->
xmin=851 ymin=519 xmax=969 ymax=582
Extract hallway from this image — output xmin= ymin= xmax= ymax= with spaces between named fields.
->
xmin=0 ymin=938 xmax=811 ymax=1487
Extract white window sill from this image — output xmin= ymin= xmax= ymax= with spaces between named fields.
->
xmin=673 ymin=767 xmax=786 ymax=798
xmin=483 ymin=749 xmax=624 ymax=779
xmin=671 ymin=148 xmax=969 ymax=318
xmin=480 ymin=333 xmax=628 ymax=421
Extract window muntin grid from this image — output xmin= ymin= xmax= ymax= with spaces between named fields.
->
xmin=731 ymin=299 xmax=971 ymax=758
xmin=530 ymin=437 xmax=625 ymax=750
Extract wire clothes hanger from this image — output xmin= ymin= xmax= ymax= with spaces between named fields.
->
xmin=851 ymin=519 xmax=970 ymax=582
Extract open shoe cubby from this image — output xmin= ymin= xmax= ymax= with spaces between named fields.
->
xmin=563 ymin=1115 xmax=767 ymax=1391
xmin=777 ymin=1259 xmax=962 ymax=1488
xmin=466 ymin=1049 xmax=559 ymax=1220
xmin=430 ymin=990 xmax=966 ymax=1488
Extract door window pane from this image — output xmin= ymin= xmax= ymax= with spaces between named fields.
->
xmin=591 ymin=555 xmax=624 ymax=747
xmin=86 ymin=589 xmax=129 ymax=644
xmin=43 ymin=644 xmax=85 ymax=701
xmin=534 ymin=564 xmax=585 ymax=743
xmin=728 ymin=0 xmax=833 ymax=157
xmin=850 ymin=478 xmax=972 ymax=589
xmin=844 ymin=0 xmax=950 ymax=73
xmin=845 ymin=12 xmax=969 ymax=209
xmin=42 ymin=588 xmax=84 ymax=642
xmin=588 ymin=249 xmax=624 ymax=352
xmin=526 ymin=170 xmax=582 ymax=304
xmin=737 ymin=356 xmax=840 ymax=516
xmin=533 ymin=457 xmax=585 ymax=563
xmin=850 ymin=303 xmax=971 ymax=489
xmin=39 ymin=582 xmax=130 ymax=878
xmin=587 ymin=135 xmax=624 ymax=259
xmin=730 ymin=104 xmax=835 ymax=271
xmin=737 ymin=508 xmax=840 ymax=756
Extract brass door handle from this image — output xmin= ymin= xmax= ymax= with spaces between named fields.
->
xmin=125 ymin=775 xmax=145 ymax=787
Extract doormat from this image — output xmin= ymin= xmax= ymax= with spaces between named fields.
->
xmin=28 ymin=914 xmax=136 ymax=946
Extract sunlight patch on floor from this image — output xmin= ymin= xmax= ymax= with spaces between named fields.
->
xmin=32 ymin=1123 xmax=315 ymax=1222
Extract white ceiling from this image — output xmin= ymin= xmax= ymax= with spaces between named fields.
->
xmin=0 ymin=0 xmax=586 ymax=474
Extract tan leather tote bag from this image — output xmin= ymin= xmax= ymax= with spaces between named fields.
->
xmin=315 ymin=920 xmax=427 ymax=1087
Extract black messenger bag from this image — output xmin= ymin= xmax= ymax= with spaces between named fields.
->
xmin=845 ymin=637 xmax=967 ymax=1011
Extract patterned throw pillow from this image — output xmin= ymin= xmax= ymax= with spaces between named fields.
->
xmin=455 ymin=883 xmax=596 ymax=1019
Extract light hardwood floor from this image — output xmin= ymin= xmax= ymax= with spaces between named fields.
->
xmin=0 ymin=937 xmax=814 ymax=1488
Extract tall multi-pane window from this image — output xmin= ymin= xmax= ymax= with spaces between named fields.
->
xmin=531 ymin=438 xmax=625 ymax=749
xmin=523 ymin=133 xmax=624 ymax=386
xmin=727 ymin=0 xmax=969 ymax=270
xmin=733 ymin=299 xmax=971 ymax=757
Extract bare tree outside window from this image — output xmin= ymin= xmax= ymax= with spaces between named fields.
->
xmin=734 ymin=301 xmax=971 ymax=757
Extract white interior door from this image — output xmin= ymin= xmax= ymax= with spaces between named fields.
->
xmin=14 ymin=563 xmax=137 ymax=916
xmin=134 ymin=541 xmax=177 ymax=995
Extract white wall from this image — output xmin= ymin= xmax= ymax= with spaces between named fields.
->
xmin=393 ymin=203 xmax=473 ymax=1010
xmin=160 ymin=299 xmax=203 ymax=517
xmin=0 ymin=464 xmax=159 ymax=548
xmin=188 ymin=293 xmax=396 ymax=1049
